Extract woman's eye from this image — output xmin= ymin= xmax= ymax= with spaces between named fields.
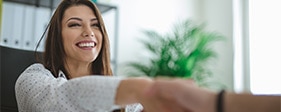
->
xmin=68 ymin=23 xmax=81 ymax=27
xmin=92 ymin=23 xmax=100 ymax=28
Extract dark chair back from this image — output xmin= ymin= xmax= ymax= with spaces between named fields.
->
xmin=1 ymin=46 xmax=41 ymax=112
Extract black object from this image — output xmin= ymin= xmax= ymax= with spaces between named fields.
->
xmin=217 ymin=89 xmax=225 ymax=112
xmin=0 ymin=45 xmax=41 ymax=112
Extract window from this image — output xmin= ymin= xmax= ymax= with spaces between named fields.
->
xmin=248 ymin=0 xmax=281 ymax=95
xmin=233 ymin=0 xmax=281 ymax=95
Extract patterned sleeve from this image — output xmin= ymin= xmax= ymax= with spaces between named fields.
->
xmin=126 ymin=103 xmax=143 ymax=112
xmin=15 ymin=63 xmax=123 ymax=112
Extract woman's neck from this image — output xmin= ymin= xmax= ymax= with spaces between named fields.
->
xmin=64 ymin=61 xmax=92 ymax=79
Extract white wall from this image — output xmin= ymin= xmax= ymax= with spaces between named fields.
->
xmin=109 ymin=0 xmax=234 ymax=90
xmin=110 ymin=0 xmax=201 ymax=73
xmin=200 ymin=0 xmax=234 ymax=90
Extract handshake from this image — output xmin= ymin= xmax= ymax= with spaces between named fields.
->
xmin=117 ymin=78 xmax=280 ymax=112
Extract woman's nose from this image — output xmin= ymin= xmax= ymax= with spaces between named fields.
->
xmin=82 ymin=27 xmax=94 ymax=37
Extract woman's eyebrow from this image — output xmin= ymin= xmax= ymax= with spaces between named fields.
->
xmin=90 ymin=18 xmax=98 ymax=22
xmin=66 ymin=17 xmax=98 ymax=23
xmin=66 ymin=17 xmax=82 ymax=22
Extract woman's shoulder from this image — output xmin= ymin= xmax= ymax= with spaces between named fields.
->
xmin=20 ymin=63 xmax=54 ymax=78
xmin=15 ymin=63 xmax=57 ymax=89
xmin=24 ymin=63 xmax=47 ymax=72
xmin=27 ymin=63 xmax=45 ymax=69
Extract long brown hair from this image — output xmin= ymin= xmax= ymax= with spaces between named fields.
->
xmin=36 ymin=0 xmax=112 ymax=78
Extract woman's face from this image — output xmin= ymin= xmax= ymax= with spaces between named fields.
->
xmin=61 ymin=5 xmax=102 ymax=65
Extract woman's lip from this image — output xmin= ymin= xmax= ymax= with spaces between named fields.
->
xmin=76 ymin=40 xmax=97 ymax=48
xmin=76 ymin=40 xmax=96 ymax=44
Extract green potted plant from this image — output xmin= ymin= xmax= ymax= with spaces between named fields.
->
xmin=125 ymin=19 xmax=224 ymax=87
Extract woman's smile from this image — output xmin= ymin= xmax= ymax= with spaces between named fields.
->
xmin=76 ymin=40 xmax=97 ymax=50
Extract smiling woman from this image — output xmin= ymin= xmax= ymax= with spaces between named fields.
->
xmin=61 ymin=5 xmax=103 ymax=78
xmin=14 ymin=0 xmax=198 ymax=112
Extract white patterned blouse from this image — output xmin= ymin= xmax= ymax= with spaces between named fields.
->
xmin=15 ymin=63 xmax=143 ymax=112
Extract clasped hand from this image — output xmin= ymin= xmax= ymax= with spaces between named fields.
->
xmin=139 ymin=78 xmax=213 ymax=112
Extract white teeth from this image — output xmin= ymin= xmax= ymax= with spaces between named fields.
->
xmin=78 ymin=43 xmax=95 ymax=47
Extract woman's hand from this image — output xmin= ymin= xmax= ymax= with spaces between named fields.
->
xmin=137 ymin=78 xmax=193 ymax=112
xmin=116 ymin=77 xmax=216 ymax=112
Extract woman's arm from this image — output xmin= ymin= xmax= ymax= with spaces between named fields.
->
xmin=15 ymin=64 xmax=134 ymax=111
xmin=16 ymin=64 xmax=168 ymax=112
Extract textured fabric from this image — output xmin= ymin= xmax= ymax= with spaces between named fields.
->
xmin=15 ymin=63 xmax=143 ymax=112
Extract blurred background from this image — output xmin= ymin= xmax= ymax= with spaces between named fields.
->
xmin=1 ymin=1 xmax=281 ymax=110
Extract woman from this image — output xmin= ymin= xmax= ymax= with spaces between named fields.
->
xmin=15 ymin=0 xmax=154 ymax=111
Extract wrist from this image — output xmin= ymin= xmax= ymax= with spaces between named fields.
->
xmin=115 ymin=77 xmax=153 ymax=105
xmin=204 ymin=90 xmax=217 ymax=112
xmin=134 ymin=77 xmax=154 ymax=102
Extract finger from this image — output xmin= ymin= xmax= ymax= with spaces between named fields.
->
xmin=174 ymin=78 xmax=197 ymax=86
xmin=154 ymin=76 xmax=172 ymax=81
